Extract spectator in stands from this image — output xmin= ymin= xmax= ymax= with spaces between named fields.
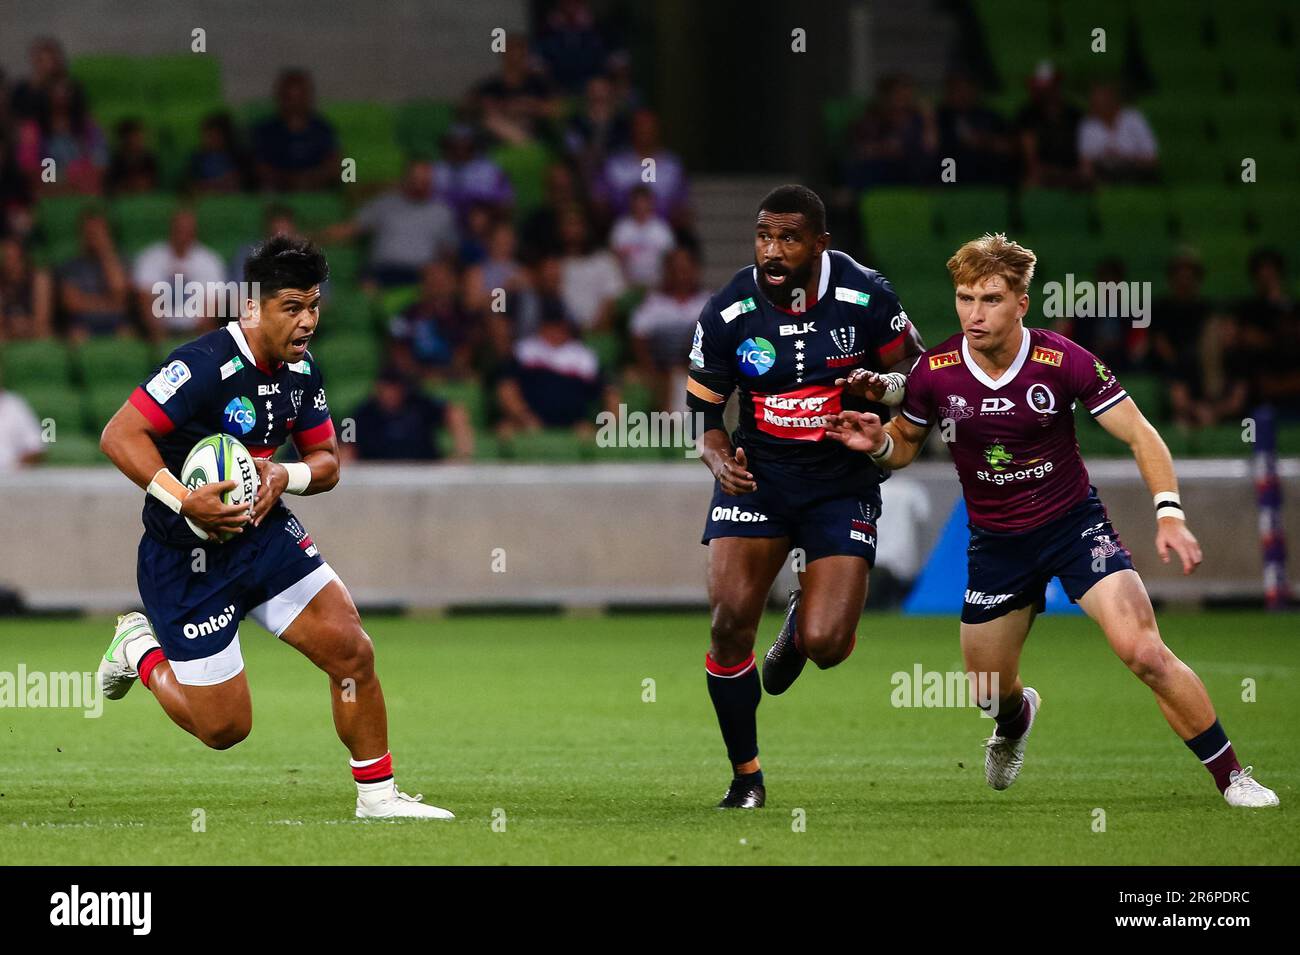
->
xmin=1234 ymin=249 xmax=1300 ymax=417
xmin=189 ymin=112 xmax=253 ymax=194
xmin=58 ymin=207 xmax=130 ymax=340
xmin=630 ymin=245 xmax=708 ymax=412
xmin=494 ymin=311 xmax=617 ymax=438
xmin=15 ymin=76 xmax=107 ymax=195
xmin=558 ymin=204 xmax=625 ymax=332
xmin=456 ymin=200 xmax=496 ymax=268
xmin=0 ymin=366 xmax=45 ymax=471
xmin=0 ymin=235 xmax=52 ymax=339
xmin=9 ymin=37 xmax=77 ymax=123
xmin=386 ymin=258 xmax=478 ymax=381
xmin=507 ymin=253 xmax=580 ymax=350
xmin=1016 ymin=61 xmax=1085 ymax=188
xmin=564 ymin=74 xmax=630 ymax=183
xmin=322 ymin=157 xmax=457 ymax=289
xmin=1055 ymin=256 xmax=1146 ymax=373
xmin=1150 ymin=249 xmax=1220 ymax=427
xmin=252 ymin=69 xmax=339 ymax=192
xmin=610 ymin=184 xmax=675 ymax=289
xmin=519 ymin=161 xmax=583 ymax=264
xmin=229 ymin=203 xmax=299 ymax=283
xmin=1078 ymin=82 xmax=1159 ymax=184
xmin=845 ymin=73 xmax=938 ymax=188
xmin=105 ymin=118 xmax=160 ymax=195
xmin=431 ymin=125 xmax=515 ymax=226
xmin=471 ymin=34 xmax=560 ymax=146
xmin=463 ymin=219 xmax=528 ymax=314
xmin=341 ymin=366 xmax=473 ymax=462
xmin=534 ymin=0 xmax=611 ymax=94
xmin=595 ymin=109 xmax=689 ymax=228
xmin=133 ymin=206 xmax=226 ymax=339
xmin=936 ymin=72 xmax=1015 ymax=185
xmin=0 ymin=125 xmax=33 ymax=237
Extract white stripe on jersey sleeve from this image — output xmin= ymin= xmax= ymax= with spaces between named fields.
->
xmin=901 ymin=408 xmax=930 ymax=427
xmin=1089 ymin=389 xmax=1130 ymax=416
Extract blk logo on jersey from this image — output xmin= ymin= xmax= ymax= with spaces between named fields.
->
xmin=737 ymin=337 xmax=776 ymax=376
xmin=223 ymin=396 xmax=257 ymax=435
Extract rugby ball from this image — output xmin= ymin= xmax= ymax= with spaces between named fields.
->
xmin=180 ymin=434 xmax=258 ymax=542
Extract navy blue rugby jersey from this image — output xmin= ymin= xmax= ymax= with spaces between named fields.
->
xmin=686 ymin=249 xmax=917 ymax=479
xmin=128 ymin=321 xmax=335 ymax=546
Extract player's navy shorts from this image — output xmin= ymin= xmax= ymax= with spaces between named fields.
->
xmin=962 ymin=486 xmax=1133 ymax=624
xmin=137 ymin=506 xmax=338 ymax=685
xmin=701 ymin=458 xmax=882 ymax=565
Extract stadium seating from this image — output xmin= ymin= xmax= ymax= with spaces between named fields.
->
xmin=1 ymin=339 xmax=73 ymax=389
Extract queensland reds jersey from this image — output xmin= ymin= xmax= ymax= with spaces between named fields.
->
xmin=900 ymin=326 xmax=1130 ymax=533
xmin=688 ymin=249 xmax=916 ymax=481
xmin=128 ymin=321 xmax=335 ymax=547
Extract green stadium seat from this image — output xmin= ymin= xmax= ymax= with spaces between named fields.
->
xmin=1 ymin=339 xmax=73 ymax=388
xmin=13 ymin=385 xmax=86 ymax=437
xmin=933 ymin=187 xmax=1013 ymax=239
xmin=491 ymin=141 xmax=554 ymax=215
xmin=325 ymin=379 xmax=372 ymax=424
xmin=323 ymin=102 xmax=403 ymax=183
xmin=860 ymin=189 xmax=939 ymax=265
xmin=33 ymin=196 xmax=99 ymax=266
xmin=1186 ymin=425 xmax=1251 ymax=457
xmin=1096 ymin=187 xmax=1175 ymax=240
xmin=111 ymin=193 xmax=178 ymax=256
xmin=1247 ymin=189 xmax=1300 ymax=249
xmin=195 ymin=195 xmax=263 ymax=245
xmin=324 ymin=244 xmax=362 ymax=284
xmin=70 ymin=55 xmax=151 ymax=116
xmin=379 ymin=285 xmax=419 ymax=317
xmin=427 ymin=380 xmax=488 ymax=429
xmin=322 ymin=284 xmax=379 ymax=331
xmin=499 ymin=428 xmax=594 ymax=462
xmin=821 ymin=96 xmax=867 ymax=151
xmin=84 ymin=384 xmax=132 ymax=433
xmin=1168 ymin=185 xmax=1251 ymax=239
xmin=1120 ymin=374 xmax=1167 ymax=420
xmin=585 ymin=330 xmax=623 ymax=373
xmin=144 ymin=55 xmax=222 ymax=111
xmin=395 ymin=100 xmax=456 ymax=159
xmin=1018 ymin=189 xmax=1094 ymax=235
xmin=43 ymin=431 xmax=103 ymax=466
xmin=280 ymin=193 xmax=346 ymax=231
xmin=310 ymin=331 xmax=381 ymax=383
xmin=73 ymin=337 xmax=155 ymax=388
xmin=620 ymin=380 xmax=654 ymax=416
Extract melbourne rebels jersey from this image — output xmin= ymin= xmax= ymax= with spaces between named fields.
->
xmin=129 ymin=321 xmax=335 ymax=546
xmin=687 ymin=250 xmax=916 ymax=480
xmin=901 ymin=327 xmax=1130 ymax=533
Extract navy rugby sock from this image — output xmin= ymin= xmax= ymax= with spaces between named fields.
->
xmin=705 ymin=653 xmax=761 ymax=768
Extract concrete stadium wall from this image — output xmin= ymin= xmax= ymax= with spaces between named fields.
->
xmin=0 ymin=459 xmax=1296 ymax=612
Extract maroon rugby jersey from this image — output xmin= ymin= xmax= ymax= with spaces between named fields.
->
xmin=900 ymin=327 xmax=1129 ymax=532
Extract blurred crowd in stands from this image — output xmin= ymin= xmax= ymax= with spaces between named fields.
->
xmin=840 ymin=60 xmax=1298 ymax=428
xmin=0 ymin=1 xmax=715 ymax=467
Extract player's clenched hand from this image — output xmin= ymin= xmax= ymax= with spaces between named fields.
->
xmin=252 ymin=458 xmax=289 ymax=527
xmin=180 ymin=480 xmax=250 ymax=536
xmin=1156 ymin=518 xmax=1202 ymax=575
xmin=824 ymin=411 xmax=884 ymax=454
xmin=714 ymin=446 xmax=757 ymax=496
xmin=836 ymin=368 xmax=889 ymax=401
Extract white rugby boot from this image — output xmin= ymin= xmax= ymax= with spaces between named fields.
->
xmin=983 ymin=686 xmax=1041 ymax=791
xmin=356 ymin=779 xmax=455 ymax=820
xmin=1223 ymin=767 xmax=1280 ymax=808
xmin=98 ymin=612 xmax=162 ymax=700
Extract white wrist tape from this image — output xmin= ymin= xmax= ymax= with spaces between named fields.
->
xmin=869 ymin=432 xmax=894 ymax=464
xmin=283 ymin=461 xmax=312 ymax=495
xmin=147 ymin=468 xmax=189 ymax=514
xmin=878 ymin=372 xmax=908 ymax=407
xmin=1154 ymin=491 xmax=1184 ymax=521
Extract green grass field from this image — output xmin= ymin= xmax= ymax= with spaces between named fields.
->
xmin=1 ymin=611 xmax=1296 ymax=865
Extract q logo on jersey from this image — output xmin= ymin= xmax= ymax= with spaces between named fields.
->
xmin=737 ymin=337 xmax=776 ymax=377
xmin=1027 ymin=382 xmax=1057 ymax=415
xmin=223 ymin=396 xmax=257 ymax=435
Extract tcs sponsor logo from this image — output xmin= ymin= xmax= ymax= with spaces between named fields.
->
xmin=223 ymin=396 xmax=257 ymax=435
xmin=736 ymin=337 xmax=776 ymax=377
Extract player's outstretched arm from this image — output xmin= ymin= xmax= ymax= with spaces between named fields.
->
xmin=250 ymin=431 xmax=341 ymax=527
xmin=824 ymin=411 xmax=929 ymax=470
xmin=100 ymin=401 xmax=249 ymax=537
xmin=1094 ymin=397 xmax=1203 ymax=575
